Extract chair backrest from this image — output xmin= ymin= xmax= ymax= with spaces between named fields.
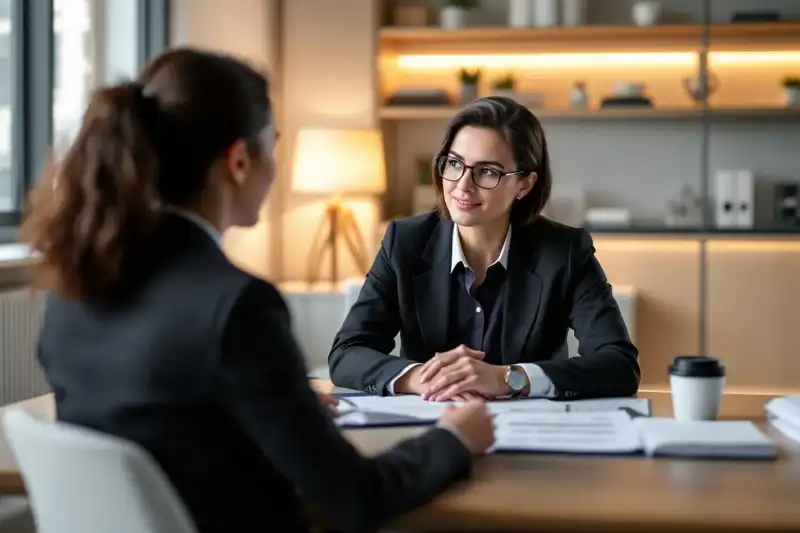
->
xmin=1 ymin=410 xmax=197 ymax=533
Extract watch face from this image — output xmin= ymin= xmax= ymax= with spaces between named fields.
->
xmin=508 ymin=370 xmax=526 ymax=392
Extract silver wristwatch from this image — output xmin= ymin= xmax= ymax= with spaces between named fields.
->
xmin=505 ymin=366 xmax=527 ymax=397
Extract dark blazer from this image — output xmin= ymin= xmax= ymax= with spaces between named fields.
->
xmin=37 ymin=214 xmax=471 ymax=533
xmin=329 ymin=211 xmax=640 ymax=400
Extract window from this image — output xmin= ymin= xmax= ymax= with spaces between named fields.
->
xmin=0 ymin=0 xmax=13 ymax=212
xmin=0 ymin=0 xmax=169 ymax=234
xmin=53 ymin=0 xmax=93 ymax=151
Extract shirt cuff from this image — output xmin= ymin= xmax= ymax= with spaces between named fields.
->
xmin=517 ymin=363 xmax=557 ymax=398
xmin=385 ymin=363 xmax=422 ymax=395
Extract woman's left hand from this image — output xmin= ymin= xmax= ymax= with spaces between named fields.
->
xmin=419 ymin=345 xmax=508 ymax=401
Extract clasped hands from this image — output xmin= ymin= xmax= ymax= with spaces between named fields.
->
xmin=397 ymin=344 xmax=514 ymax=402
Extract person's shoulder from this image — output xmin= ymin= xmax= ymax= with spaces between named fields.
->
xmin=529 ymin=216 xmax=588 ymax=243
xmin=388 ymin=210 xmax=443 ymax=237
xmin=383 ymin=210 xmax=445 ymax=257
xmin=515 ymin=217 xmax=592 ymax=269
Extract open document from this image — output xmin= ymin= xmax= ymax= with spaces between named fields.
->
xmin=492 ymin=412 xmax=778 ymax=459
xmin=335 ymin=394 xmax=651 ymax=429
xmin=494 ymin=411 xmax=642 ymax=454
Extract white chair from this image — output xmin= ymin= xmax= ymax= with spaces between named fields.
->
xmin=0 ymin=497 xmax=34 ymax=533
xmin=1 ymin=410 xmax=197 ymax=533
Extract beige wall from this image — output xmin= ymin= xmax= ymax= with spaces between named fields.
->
xmin=170 ymin=0 xmax=383 ymax=282
xmin=280 ymin=0 xmax=381 ymax=281
xmin=170 ymin=0 xmax=282 ymax=280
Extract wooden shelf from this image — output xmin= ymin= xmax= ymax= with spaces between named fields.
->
xmin=379 ymin=23 xmax=800 ymax=54
xmin=378 ymin=106 xmax=800 ymax=121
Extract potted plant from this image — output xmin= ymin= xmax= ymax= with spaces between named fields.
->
xmin=783 ymin=77 xmax=800 ymax=107
xmin=441 ymin=0 xmax=479 ymax=29
xmin=492 ymin=74 xmax=516 ymax=99
xmin=459 ymin=68 xmax=481 ymax=104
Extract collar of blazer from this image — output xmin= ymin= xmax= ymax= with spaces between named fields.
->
xmin=414 ymin=218 xmax=543 ymax=365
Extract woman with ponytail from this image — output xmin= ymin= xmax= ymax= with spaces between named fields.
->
xmin=22 ymin=48 xmax=493 ymax=533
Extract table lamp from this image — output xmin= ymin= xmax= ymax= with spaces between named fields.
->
xmin=291 ymin=127 xmax=387 ymax=284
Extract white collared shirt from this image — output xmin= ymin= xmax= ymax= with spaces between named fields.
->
xmin=162 ymin=206 xmax=221 ymax=247
xmin=450 ymin=223 xmax=511 ymax=273
xmin=386 ymin=223 xmax=556 ymax=398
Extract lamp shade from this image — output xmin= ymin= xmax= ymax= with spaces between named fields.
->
xmin=291 ymin=127 xmax=387 ymax=194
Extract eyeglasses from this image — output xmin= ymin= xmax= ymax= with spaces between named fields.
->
xmin=436 ymin=155 xmax=528 ymax=190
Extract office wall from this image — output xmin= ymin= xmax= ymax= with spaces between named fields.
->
xmin=279 ymin=0 xmax=381 ymax=280
xmin=170 ymin=0 xmax=282 ymax=280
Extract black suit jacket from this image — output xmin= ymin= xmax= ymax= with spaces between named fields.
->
xmin=37 ymin=214 xmax=471 ymax=533
xmin=329 ymin=211 xmax=640 ymax=399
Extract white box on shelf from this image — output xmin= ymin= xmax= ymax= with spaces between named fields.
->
xmin=714 ymin=170 xmax=738 ymax=228
xmin=736 ymin=169 xmax=755 ymax=228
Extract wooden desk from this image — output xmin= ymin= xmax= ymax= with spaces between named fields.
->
xmin=2 ymin=388 xmax=799 ymax=532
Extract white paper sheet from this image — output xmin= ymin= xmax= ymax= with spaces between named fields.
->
xmin=493 ymin=411 xmax=642 ymax=454
xmin=337 ymin=394 xmax=651 ymax=425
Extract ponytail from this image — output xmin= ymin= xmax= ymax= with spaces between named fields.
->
xmin=20 ymin=82 xmax=161 ymax=300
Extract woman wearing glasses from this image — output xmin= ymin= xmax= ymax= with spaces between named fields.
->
xmin=329 ymin=96 xmax=640 ymax=402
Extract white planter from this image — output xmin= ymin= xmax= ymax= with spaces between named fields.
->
xmin=570 ymin=83 xmax=588 ymax=109
xmin=562 ymin=0 xmax=586 ymax=26
xmin=508 ymin=0 xmax=534 ymax=28
xmin=441 ymin=7 xmax=468 ymax=29
xmin=492 ymin=88 xmax=516 ymax=99
xmin=785 ymin=86 xmax=800 ymax=107
xmin=461 ymin=83 xmax=479 ymax=105
xmin=632 ymin=1 xmax=662 ymax=27
xmin=533 ymin=0 xmax=558 ymax=28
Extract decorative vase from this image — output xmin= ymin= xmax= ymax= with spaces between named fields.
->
xmin=570 ymin=82 xmax=588 ymax=109
xmin=441 ymin=7 xmax=468 ymax=29
xmin=562 ymin=0 xmax=586 ymax=26
xmin=509 ymin=0 xmax=534 ymax=28
xmin=533 ymin=0 xmax=558 ymax=28
xmin=785 ymin=86 xmax=800 ymax=107
xmin=461 ymin=83 xmax=478 ymax=105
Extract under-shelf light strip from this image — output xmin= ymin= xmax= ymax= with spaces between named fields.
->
xmin=396 ymin=51 xmax=800 ymax=70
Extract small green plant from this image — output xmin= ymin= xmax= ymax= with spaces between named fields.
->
xmin=459 ymin=68 xmax=481 ymax=85
xmin=783 ymin=76 xmax=800 ymax=88
xmin=493 ymin=74 xmax=516 ymax=90
xmin=443 ymin=0 xmax=480 ymax=9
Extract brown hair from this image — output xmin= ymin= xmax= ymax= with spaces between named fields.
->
xmin=20 ymin=47 xmax=272 ymax=300
xmin=433 ymin=96 xmax=552 ymax=226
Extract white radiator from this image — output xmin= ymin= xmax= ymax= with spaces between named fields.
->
xmin=0 ymin=289 xmax=48 ymax=406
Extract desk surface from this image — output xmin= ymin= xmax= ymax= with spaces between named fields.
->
xmin=2 ymin=386 xmax=799 ymax=533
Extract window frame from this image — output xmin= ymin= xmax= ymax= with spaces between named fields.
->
xmin=4 ymin=0 xmax=54 ymax=231
xmin=0 ymin=0 xmax=170 ymax=239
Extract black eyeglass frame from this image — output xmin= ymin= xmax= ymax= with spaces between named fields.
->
xmin=435 ymin=155 xmax=531 ymax=190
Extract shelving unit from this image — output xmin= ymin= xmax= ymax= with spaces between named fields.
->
xmin=378 ymin=106 xmax=800 ymax=121
xmin=380 ymin=23 xmax=800 ymax=54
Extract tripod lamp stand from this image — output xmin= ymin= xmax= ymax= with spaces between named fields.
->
xmin=291 ymin=127 xmax=387 ymax=284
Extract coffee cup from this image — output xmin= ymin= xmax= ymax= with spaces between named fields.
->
xmin=668 ymin=356 xmax=725 ymax=421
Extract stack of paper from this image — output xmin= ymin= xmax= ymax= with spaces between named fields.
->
xmin=765 ymin=396 xmax=800 ymax=444
xmin=334 ymin=394 xmax=651 ymax=429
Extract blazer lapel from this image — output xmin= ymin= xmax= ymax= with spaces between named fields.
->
xmin=501 ymin=224 xmax=543 ymax=365
xmin=413 ymin=219 xmax=453 ymax=353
